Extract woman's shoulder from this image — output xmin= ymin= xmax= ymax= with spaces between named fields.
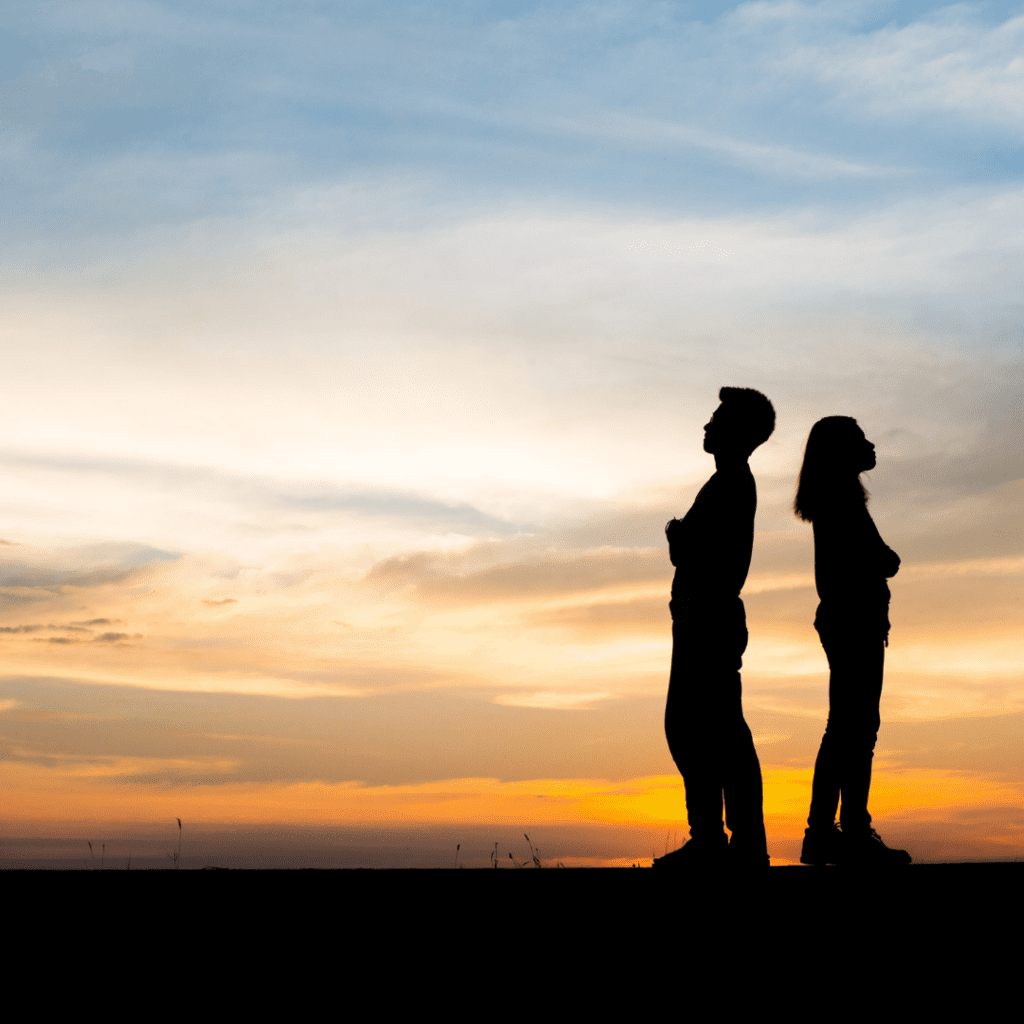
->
xmin=811 ymin=500 xmax=863 ymax=528
xmin=812 ymin=502 xmax=878 ymax=552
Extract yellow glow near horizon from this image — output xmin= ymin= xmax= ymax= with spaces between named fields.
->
xmin=6 ymin=761 xmax=1020 ymax=839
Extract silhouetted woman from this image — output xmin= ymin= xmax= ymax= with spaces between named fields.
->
xmin=795 ymin=417 xmax=910 ymax=866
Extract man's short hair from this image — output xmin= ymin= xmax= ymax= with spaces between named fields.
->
xmin=718 ymin=387 xmax=776 ymax=451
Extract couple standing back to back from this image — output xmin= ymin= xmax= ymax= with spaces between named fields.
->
xmin=656 ymin=388 xmax=911 ymax=869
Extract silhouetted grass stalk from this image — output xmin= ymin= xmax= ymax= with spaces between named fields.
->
xmin=525 ymin=834 xmax=542 ymax=868
xmin=168 ymin=818 xmax=182 ymax=869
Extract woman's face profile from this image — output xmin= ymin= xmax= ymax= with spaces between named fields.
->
xmin=840 ymin=425 xmax=876 ymax=473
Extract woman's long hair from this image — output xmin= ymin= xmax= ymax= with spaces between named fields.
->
xmin=794 ymin=416 xmax=869 ymax=523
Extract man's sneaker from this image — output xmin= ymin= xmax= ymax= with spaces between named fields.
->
xmin=840 ymin=828 xmax=911 ymax=867
xmin=653 ymin=834 xmax=728 ymax=869
xmin=800 ymin=822 xmax=844 ymax=866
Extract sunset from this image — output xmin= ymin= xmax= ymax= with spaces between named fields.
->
xmin=1 ymin=1 xmax=1021 ymax=869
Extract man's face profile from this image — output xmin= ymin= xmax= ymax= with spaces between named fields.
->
xmin=703 ymin=404 xmax=729 ymax=454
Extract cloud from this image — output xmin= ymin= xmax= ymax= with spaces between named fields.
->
xmin=493 ymin=690 xmax=614 ymax=710
xmin=524 ymin=595 xmax=668 ymax=638
xmin=433 ymin=102 xmax=912 ymax=181
xmin=364 ymin=542 xmax=668 ymax=606
xmin=0 ymin=446 xmax=521 ymax=553
xmin=0 ymin=543 xmax=178 ymax=596
xmin=774 ymin=5 xmax=1024 ymax=132
xmin=92 ymin=632 xmax=138 ymax=644
xmin=0 ymin=564 xmax=146 ymax=591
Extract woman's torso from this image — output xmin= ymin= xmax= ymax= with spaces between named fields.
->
xmin=812 ymin=502 xmax=899 ymax=637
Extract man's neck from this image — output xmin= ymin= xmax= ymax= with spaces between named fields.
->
xmin=713 ymin=452 xmax=750 ymax=472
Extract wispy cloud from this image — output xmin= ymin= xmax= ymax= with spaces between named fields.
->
xmin=412 ymin=100 xmax=912 ymax=180
xmin=774 ymin=6 xmax=1024 ymax=131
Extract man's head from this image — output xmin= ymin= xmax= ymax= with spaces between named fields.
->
xmin=703 ymin=387 xmax=776 ymax=458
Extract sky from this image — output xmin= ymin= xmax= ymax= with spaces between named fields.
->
xmin=1 ymin=0 xmax=1021 ymax=868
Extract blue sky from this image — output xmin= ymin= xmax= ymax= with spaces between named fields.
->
xmin=5 ymin=1 xmax=1024 ymax=232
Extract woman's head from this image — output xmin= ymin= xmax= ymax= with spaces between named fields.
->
xmin=794 ymin=416 xmax=874 ymax=522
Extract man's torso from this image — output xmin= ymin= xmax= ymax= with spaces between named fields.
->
xmin=667 ymin=465 xmax=756 ymax=623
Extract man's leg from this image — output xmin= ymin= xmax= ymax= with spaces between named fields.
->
xmin=711 ymin=621 xmax=768 ymax=862
xmin=721 ymin=683 xmax=768 ymax=857
xmin=665 ymin=621 xmax=728 ymax=844
xmin=807 ymin=731 xmax=843 ymax=832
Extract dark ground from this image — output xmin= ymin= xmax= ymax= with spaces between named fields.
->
xmin=10 ymin=863 xmax=1018 ymax=988
xmin=11 ymin=860 xmax=1020 ymax=910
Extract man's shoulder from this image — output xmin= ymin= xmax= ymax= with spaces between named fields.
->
xmin=702 ymin=466 xmax=756 ymax=506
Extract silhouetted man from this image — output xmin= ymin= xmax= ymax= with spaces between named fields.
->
xmin=656 ymin=387 xmax=775 ymax=869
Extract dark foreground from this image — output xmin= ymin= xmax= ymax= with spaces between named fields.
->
xmin=12 ymin=860 xmax=1020 ymax=907
xmin=11 ymin=863 xmax=1019 ymax=984
xmin=10 ymin=859 xmax=1019 ymax=880
xmin=13 ymin=862 xmax=1020 ymax=927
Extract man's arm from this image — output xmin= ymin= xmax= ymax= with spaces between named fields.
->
xmin=669 ymin=471 xmax=755 ymax=599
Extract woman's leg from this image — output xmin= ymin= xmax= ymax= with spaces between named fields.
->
xmin=807 ymin=731 xmax=842 ymax=830
xmin=808 ymin=627 xmax=884 ymax=831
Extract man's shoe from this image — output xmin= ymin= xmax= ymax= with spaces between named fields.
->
xmin=653 ymin=835 xmax=727 ymax=869
xmin=727 ymin=841 xmax=770 ymax=869
xmin=800 ymin=822 xmax=844 ymax=866
xmin=840 ymin=828 xmax=911 ymax=867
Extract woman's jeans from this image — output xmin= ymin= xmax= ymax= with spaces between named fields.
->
xmin=807 ymin=624 xmax=885 ymax=832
